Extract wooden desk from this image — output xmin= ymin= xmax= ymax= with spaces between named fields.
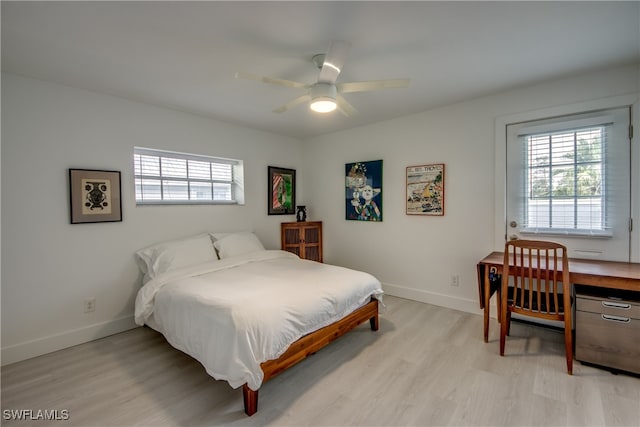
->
xmin=477 ymin=251 xmax=640 ymax=342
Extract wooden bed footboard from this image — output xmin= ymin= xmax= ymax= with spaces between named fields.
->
xmin=242 ymin=297 xmax=380 ymax=416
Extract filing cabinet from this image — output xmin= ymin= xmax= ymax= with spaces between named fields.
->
xmin=575 ymin=286 xmax=640 ymax=374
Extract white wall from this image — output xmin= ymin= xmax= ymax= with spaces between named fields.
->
xmin=1 ymin=73 xmax=302 ymax=364
xmin=304 ymin=64 xmax=640 ymax=313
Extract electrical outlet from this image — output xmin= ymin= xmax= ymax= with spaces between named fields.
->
xmin=450 ymin=275 xmax=459 ymax=287
xmin=84 ymin=297 xmax=96 ymax=313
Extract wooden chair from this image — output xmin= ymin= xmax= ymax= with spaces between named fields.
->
xmin=500 ymin=240 xmax=573 ymax=375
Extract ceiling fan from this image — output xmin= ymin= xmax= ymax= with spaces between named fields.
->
xmin=235 ymin=41 xmax=410 ymax=116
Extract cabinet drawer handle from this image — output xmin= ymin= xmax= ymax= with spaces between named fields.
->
xmin=601 ymin=314 xmax=631 ymax=323
xmin=601 ymin=301 xmax=631 ymax=310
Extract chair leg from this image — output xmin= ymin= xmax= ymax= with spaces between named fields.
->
xmin=499 ymin=282 xmax=508 ymax=356
xmin=564 ymin=317 xmax=573 ymax=375
xmin=506 ymin=312 xmax=512 ymax=336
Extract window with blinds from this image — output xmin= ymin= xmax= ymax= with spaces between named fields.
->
xmin=505 ymin=105 xmax=631 ymax=261
xmin=522 ymin=125 xmax=609 ymax=234
xmin=133 ymin=147 xmax=244 ymax=205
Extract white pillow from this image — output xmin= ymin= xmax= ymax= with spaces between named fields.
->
xmin=135 ymin=233 xmax=217 ymax=280
xmin=213 ymin=232 xmax=265 ymax=259
xmin=209 ymin=232 xmax=231 ymax=242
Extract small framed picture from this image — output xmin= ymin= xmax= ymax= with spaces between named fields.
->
xmin=406 ymin=163 xmax=445 ymax=216
xmin=69 ymin=169 xmax=122 ymax=224
xmin=268 ymin=166 xmax=296 ymax=215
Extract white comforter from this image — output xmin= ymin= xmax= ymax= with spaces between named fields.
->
xmin=134 ymin=250 xmax=383 ymax=390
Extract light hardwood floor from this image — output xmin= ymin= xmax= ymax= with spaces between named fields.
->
xmin=2 ymin=296 xmax=639 ymax=426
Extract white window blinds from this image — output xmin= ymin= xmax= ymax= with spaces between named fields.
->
xmin=521 ymin=124 xmax=610 ymax=234
xmin=133 ymin=147 xmax=244 ymax=205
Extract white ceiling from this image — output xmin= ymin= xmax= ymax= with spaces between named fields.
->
xmin=2 ymin=1 xmax=639 ymax=139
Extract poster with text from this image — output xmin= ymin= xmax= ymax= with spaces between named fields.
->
xmin=406 ymin=163 xmax=445 ymax=216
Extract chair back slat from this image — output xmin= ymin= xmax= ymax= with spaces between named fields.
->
xmin=545 ymin=250 xmax=551 ymax=313
xmin=528 ymin=248 xmax=533 ymax=311
xmin=552 ymin=248 xmax=560 ymax=314
xmin=536 ymin=248 xmax=542 ymax=312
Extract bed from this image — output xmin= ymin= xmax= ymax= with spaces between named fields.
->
xmin=133 ymin=231 xmax=383 ymax=415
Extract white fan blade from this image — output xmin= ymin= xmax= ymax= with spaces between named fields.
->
xmin=235 ymin=72 xmax=308 ymax=89
xmin=338 ymin=79 xmax=410 ymax=93
xmin=273 ymin=94 xmax=311 ymax=113
xmin=318 ymin=41 xmax=351 ymax=84
xmin=336 ymin=95 xmax=357 ymax=117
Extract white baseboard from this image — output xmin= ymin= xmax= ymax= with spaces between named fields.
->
xmin=1 ymin=316 xmax=138 ymax=366
xmin=382 ymin=284 xmax=566 ymax=328
xmin=382 ymin=282 xmax=483 ymax=315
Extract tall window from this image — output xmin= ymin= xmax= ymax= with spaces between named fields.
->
xmin=523 ymin=125 xmax=607 ymax=233
xmin=133 ymin=147 xmax=244 ymax=205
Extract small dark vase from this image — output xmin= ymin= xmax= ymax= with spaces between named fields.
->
xmin=296 ymin=205 xmax=307 ymax=222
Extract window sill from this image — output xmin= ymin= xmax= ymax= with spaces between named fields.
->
xmin=136 ymin=200 xmax=238 ymax=206
xmin=520 ymin=228 xmax=612 ymax=239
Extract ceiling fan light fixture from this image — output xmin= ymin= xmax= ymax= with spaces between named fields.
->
xmin=310 ymin=97 xmax=337 ymax=113
xmin=309 ymin=82 xmax=337 ymax=113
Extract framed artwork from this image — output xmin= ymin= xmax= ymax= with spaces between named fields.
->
xmin=406 ymin=163 xmax=445 ymax=216
xmin=268 ymin=166 xmax=296 ymax=215
xmin=69 ymin=169 xmax=122 ymax=224
xmin=345 ymin=160 xmax=383 ymax=221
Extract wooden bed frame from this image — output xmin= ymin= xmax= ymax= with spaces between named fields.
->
xmin=242 ymin=297 xmax=380 ymax=416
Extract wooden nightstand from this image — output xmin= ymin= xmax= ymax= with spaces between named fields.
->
xmin=281 ymin=221 xmax=323 ymax=262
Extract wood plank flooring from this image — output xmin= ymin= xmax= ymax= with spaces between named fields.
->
xmin=2 ymin=296 xmax=639 ymax=426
